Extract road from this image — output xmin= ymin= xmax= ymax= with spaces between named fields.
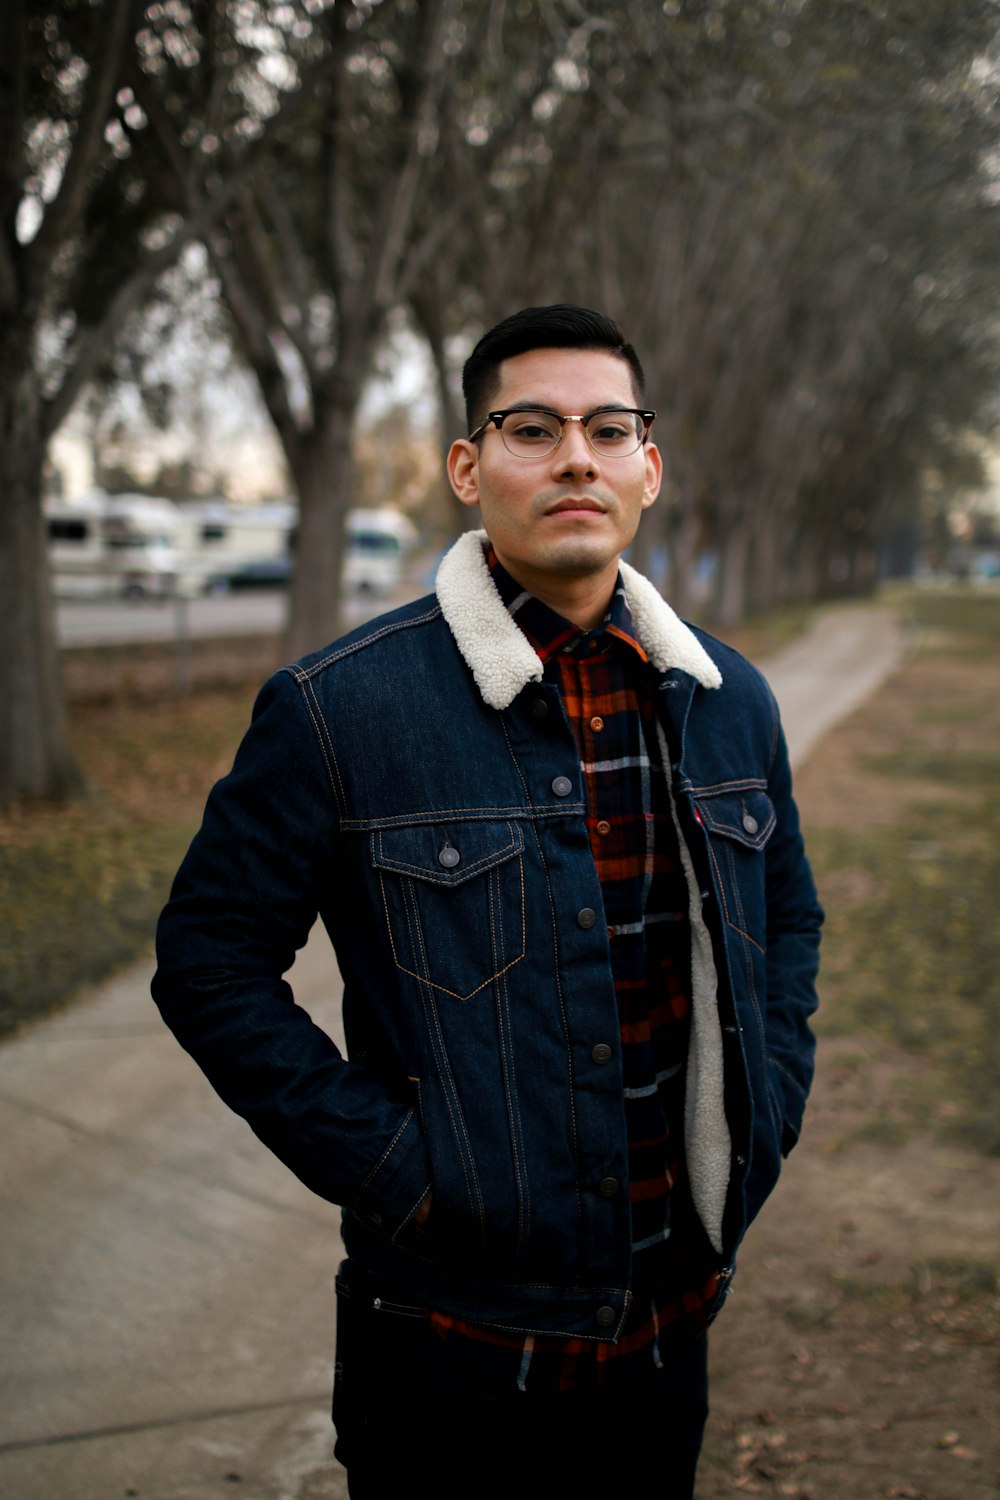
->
xmin=56 ymin=591 xmax=290 ymax=647
xmin=55 ymin=578 xmax=433 ymax=649
xmin=0 ymin=604 xmax=903 ymax=1500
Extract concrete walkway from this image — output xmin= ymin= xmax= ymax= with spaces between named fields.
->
xmin=762 ymin=603 xmax=904 ymax=768
xmin=0 ymin=602 xmax=905 ymax=1500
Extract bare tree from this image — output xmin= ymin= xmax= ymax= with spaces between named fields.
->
xmin=0 ymin=0 xmax=332 ymax=804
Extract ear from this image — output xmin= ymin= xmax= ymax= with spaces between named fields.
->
xmin=447 ymin=439 xmax=481 ymax=510
xmin=641 ymin=441 xmax=663 ymax=510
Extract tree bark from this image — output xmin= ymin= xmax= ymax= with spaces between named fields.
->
xmin=711 ymin=513 xmax=752 ymax=631
xmin=0 ymin=318 xmax=82 ymax=805
xmin=285 ymin=396 xmax=358 ymax=659
xmin=662 ymin=491 xmax=703 ymax=620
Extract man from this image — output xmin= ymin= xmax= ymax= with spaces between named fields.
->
xmin=153 ymin=305 xmax=822 ymax=1498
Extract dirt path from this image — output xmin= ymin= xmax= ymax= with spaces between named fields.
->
xmin=761 ymin=603 xmax=905 ymax=769
xmin=4 ymin=600 xmax=989 ymax=1500
xmin=701 ymin=605 xmax=999 ymax=1500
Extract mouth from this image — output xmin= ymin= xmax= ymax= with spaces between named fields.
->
xmin=544 ymin=497 xmax=606 ymax=516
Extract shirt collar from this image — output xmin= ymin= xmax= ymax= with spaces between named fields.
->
xmin=485 ymin=543 xmax=648 ymax=666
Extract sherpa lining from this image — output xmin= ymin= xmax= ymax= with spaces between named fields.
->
xmin=659 ymin=724 xmax=730 ymax=1254
xmin=435 ymin=530 xmax=722 ymax=709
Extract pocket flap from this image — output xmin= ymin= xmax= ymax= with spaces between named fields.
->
xmin=694 ymin=789 xmax=775 ymax=851
xmin=371 ymin=820 xmax=525 ymax=887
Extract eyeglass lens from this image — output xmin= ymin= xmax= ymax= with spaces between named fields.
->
xmin=500 ymin=410 xmax=645 ymax=458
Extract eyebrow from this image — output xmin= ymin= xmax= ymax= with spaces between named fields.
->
xmin=501 ymin=401 xmax=634 ymax=415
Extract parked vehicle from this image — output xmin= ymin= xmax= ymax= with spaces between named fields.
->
xmin=48 ymin=494 xmax=417 ymax=601
xmin=46 ymin=493 xmax=182 ymax=598
xmin=177 ymin=501 xmax=297 ymax=594
xmin=205 ymin=556 xmax=295 ymax=593
xmin=343 ymin=507 xmax=418 ymax=594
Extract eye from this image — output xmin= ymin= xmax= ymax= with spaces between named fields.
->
xmin=587 ymin=414 xmax=634 ymax=444
xmin=505 ymin=412 xmax=560 ymax=442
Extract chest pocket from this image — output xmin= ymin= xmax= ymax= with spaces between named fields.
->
xmin=372 ymin=820 xmax=526 ymax=1000
xmin=693 ymin=787 xmax=775 ymax=946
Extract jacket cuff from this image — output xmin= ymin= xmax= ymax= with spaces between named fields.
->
xmin=351 ymin=1107 xmax=432 ymax=1240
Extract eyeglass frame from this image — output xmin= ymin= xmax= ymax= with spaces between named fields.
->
xmin=468 ymin=405 xmax=657 ymax=458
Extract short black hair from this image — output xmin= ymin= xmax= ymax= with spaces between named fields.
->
xmin=462 ymin=304 xmax=646 ymax=433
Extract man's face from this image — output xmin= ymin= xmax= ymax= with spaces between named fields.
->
xmin=447 ymin=347 xmax=662 ymax=606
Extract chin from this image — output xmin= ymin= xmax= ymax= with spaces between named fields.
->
xmin=543 ymin=542 xmax=618 ymax=576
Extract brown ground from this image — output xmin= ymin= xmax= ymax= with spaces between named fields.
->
xmin=697 ymin=632 xmax=1000 ymax=1500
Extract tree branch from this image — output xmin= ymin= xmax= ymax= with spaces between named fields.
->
xmin=0 ymin=0 xmax=27 ymax=312
xmin=256 ymin=178 xmax=320 ymax=387
xmin=42 ymin=153 xmax=273 ymax=439
xmin=28 ymin=0 xmax=142 ymax=284
xmin=208 ymin=214 xmax=306 ymax=475
xmin=321 ymin=4 xmax=360 ymax=313
xmin=353 ymin=0 xmax=450 ymax=325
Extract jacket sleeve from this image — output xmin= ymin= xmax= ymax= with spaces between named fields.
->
xmin=763 ymin=715 xmax=824 ymax=1154
xmin=151 ymin=669 xmax=431 ymax=1237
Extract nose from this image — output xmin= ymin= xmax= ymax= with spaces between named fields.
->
xmin=551 ymin=417 xmax=600 ymax=478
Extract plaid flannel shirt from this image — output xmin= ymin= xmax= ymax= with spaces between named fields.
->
xmin=425 ymin=551 xmax=721 ymax=1393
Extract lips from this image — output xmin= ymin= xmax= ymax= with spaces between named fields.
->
xmin=545 ymin=497 xmax=605 ymax=515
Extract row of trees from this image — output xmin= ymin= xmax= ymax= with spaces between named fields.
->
xmin=3 ymin=0 xmax=1000 ymax=803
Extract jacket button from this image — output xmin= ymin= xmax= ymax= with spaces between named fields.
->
xmin=596 ymin=1305 xmax=617 ymax=1329
xmin=577 ymin=908 xmax=596 ymax=929
xmin=530 ymin=697 xmax=548 ymax=718
xmin=552 ymin=775 xmax=573 ymax=797
xmin=438 ymin=844 xmax=460 ymax=869
xmin=742 ymin=813 xmax=759 ymax=835
xmin=598 ymin=1176 xmax=619 ymax=1198
xmin=591 ymin=1043 xmax=613 ymax=1065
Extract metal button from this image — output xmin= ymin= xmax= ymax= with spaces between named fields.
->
xmin=598 ymin=1176 xmax=619 ymax=1198
xmin=438 ymin=844 xmax=460 ymax=869
xmin=530 ymin=697 xmax=548 ymax=718
xmin=596 ymin=1304 xmax=617 ymax=1329
xmin=742 ymin=813 xmax=759 ymax=835
xmin=596 ymin=820 xmax=611 ymax=836
xmin=552 ymin=776 xmax=573 ymax=797
xmin=577 ymin=908 xmax=596 ymax=929
xmin=591 ymin=1043 xmax=613 ymax=1065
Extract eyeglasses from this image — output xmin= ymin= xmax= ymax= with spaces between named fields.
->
xmin=468 ymin=406 xmax=656 ymax=459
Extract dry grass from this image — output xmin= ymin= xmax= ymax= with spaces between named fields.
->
xmin=797 ymin=586 xmax=1000 ymax=1152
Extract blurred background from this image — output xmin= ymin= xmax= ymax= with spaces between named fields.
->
xmin=1 ymin=4 xmax=998 ymax=1497
xmin=5 ymin=0 xmax=1000 ymax=804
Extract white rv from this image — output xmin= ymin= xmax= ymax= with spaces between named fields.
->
xmin=343 ymin=507 xmax=418 ymax=595
xmin=46 ymin=493 xmax=183 ymax=598
xmin=47 ymin=494 xmax=417 ymax=599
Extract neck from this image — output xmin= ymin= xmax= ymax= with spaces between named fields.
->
xmin=495 ymin=557 xmax=619 ymax=632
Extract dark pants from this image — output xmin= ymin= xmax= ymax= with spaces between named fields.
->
xmin=333 ymin=1264 xmax=709 ymax=1500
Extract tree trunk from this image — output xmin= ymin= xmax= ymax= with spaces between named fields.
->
xmin=662 ymin=494 xmax=702 ymax=620
xmin=0 ymin=322 xmax=82 ymax=805
xmin=747 ymin=510 xmax=783 ymax=616
xmin=711 ymin=513 xmax=752 ymax=631
xmin=410 ymin=291 xmax=473 ymax=535
xmin=285 ymin=397 xmax=358 ymax=660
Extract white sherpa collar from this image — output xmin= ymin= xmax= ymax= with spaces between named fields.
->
xmin=435 ymin=529 xmax=723 ymax=710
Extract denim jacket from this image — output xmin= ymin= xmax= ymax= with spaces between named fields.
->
xmin=153 ymin=531 xmax=822 ymax=1342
